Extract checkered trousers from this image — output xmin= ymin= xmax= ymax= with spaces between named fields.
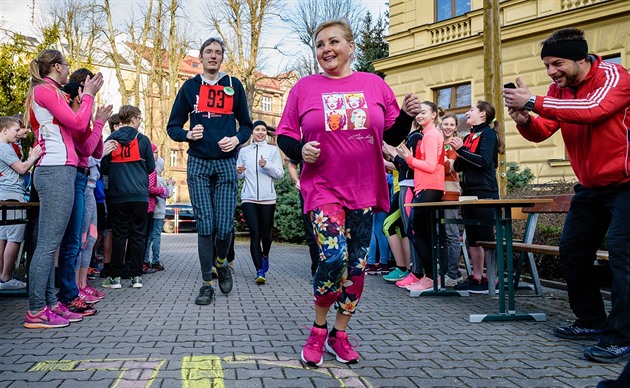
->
xmin=187 ymin=156 xmax=237 ymax=238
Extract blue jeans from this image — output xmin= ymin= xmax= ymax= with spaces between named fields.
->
xmin=145 ymin=218 xmax=165 ymax=264
xmin=559 ymin=182 xmax=630 ymax=346
xmin=367 ymin=211 xmax=389 ymax=265
xmin=442 ymin=208 xmax=462 ymax=279
xmin=56 ymin=171 xmax=87 ymax=304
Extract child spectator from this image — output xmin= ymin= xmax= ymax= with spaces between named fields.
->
xmin=144 ymin=151 xmax=173 ymax=272
xmin=100 ymin=105 xmax=154 ymax=289
xmin=451 ymin=101 xmax=503 ymax=294
xmin=395 ymin=101 xmax=445 ymax=293
xmin=76 ymin=156 xmax=106 ymax=301
xmin=142 ymin=144 xmax=170 ymax=273
xmin=440 ymin=114 xmax=463 ymax=287
xmin=0 ymin=117 xmax=41 ymax=290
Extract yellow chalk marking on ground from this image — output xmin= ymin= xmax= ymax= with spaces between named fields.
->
xmin=30 ymin=358 xmax=166 ymax=388
xmin=181 ymin=355 xmax=224 ymax=388
xmin=29 ymin=360 xmax=79 ymax=371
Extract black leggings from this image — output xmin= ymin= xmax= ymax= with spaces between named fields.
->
xmin=242 ymin=202 xmax=276 ymax=270
xmin=408 ymin=189 xmax=444 ymax=279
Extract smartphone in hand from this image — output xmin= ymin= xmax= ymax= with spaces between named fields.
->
xmin=504 ymin=82 xmax=517 ymax=89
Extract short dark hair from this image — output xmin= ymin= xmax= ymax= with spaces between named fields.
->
xmin=69 ymin=68 xmax=95 ymax=84
xmin=540 ymin=28 xmax=588 ymax=60
xmin=11 ymin=113 xmax=24 ymax=128
xmin=0 ymin=116 xmax=19 ymax=132
xmin=118 ymin=105 xmax=141 ymax=125
xmin=542 ymin=28 xmax=586 ymax=46
xmin=63 ymin=81 xmax=83 ymax=101
xmin=200 ymin=37 xmax=226 ymax=56
xmin=108 ymin=113 xmax=121 ymax=132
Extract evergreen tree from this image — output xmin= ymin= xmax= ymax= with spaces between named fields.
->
xmin=354 ymin=11 xmax=389 ymax=78
xmin=0 ymin=26 xmax=60 ymax=116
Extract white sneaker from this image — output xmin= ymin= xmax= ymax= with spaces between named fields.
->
xmin=0 ymin=278 xmax=27 ymax=290
xmin=444 ymin=275 xmax=463 ymax=288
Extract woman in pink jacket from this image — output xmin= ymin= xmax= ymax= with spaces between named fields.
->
xmin=395 ymin=101 xmax=445 ymax=293
xmin=23 ymin=49 xmax=103 ymax=329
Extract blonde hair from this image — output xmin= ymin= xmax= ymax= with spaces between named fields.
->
xmin=313 ymin=18 xmax=355 ymax=60
xmin=24 ymin=49 xmax=67 ymax=128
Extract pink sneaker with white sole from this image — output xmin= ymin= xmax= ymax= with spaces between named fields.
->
xmin=301 ymin=326 xmax=328 ymax=367
xmin=405 ymin=276 xmax=437 ymax=291
xmin=396 ymin=272 xmax=420 ymax=288
xmin=326 ymin=331 xmax=359 ymax=364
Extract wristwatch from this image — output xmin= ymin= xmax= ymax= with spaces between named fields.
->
xmin=524 ymin=95 xmax=536 ymax=111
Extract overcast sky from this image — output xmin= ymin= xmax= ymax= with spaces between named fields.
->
xmin=0 ymin=0 xmax=389 ymax=74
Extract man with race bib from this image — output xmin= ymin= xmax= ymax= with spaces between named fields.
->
xmin=167 ymin=37 xmax=253 ymax=306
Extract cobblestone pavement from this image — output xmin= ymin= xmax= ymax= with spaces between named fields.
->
xmin=0 ymin=234 xmax=623 ymax=387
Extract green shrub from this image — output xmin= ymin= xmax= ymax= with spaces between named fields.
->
xmin=273 ymin=168 xmax=304 ymax=243
xmin=506 ymin=162 xmax=535 ymax=193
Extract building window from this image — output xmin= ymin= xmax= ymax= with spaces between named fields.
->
xmin=603 ymin=53 xmax=621 ymax=65
xmin=434 ymin=82 xmax=471 ymax=133
xmin=262 ymin=96 xmax=272 ymax=112
xmin=436 ymin=0 xmax=471 ymax=22
xmin=170 ymin=150 xmax=178 ymax=167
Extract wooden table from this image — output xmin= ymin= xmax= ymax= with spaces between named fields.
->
xmin=0 ymin=201 xmax=39 ymax=296
xmin=407 ymin=198 xmax=552 ymax=322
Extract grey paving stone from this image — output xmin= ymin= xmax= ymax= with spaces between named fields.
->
xmin=0 ymin=235 xmax=623 ymax=387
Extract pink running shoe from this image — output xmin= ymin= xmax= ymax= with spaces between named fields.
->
xmin=396 ymin=272 xmax=420 ymax=288
xmin=326 ymin=331 xmax=359 ymax=364
xmin=24 ymin=306 xmax=70 ymax=329
xmin=51 ymin=302 xmax=83 ymax=323
xmin=405 ymin=276 xmax=435 ymax=291
xmin=78 ymin=289 xmax=99 ymax=304
xmin=301 ymin=326 xmax=328 ymax=367
xmin=82 ymin=285 xmax=105 ymax=300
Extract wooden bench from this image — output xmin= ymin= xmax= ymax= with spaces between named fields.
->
xmin=477 ymin=194 xmax=608 ymax=296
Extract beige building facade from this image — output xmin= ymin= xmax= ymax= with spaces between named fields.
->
xmin=376 ymin=0 xmax=630 ymax=183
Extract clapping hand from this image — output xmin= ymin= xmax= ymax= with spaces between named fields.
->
xmin=95 ymin=104 xmax=113 ymax=123
xmin=395 ymin=143 xmax=411 ymax=159
xmin=401 ymin=93 xmax=421 ymax=117
xmin=103 ymin=139 xmax=118 ymax=155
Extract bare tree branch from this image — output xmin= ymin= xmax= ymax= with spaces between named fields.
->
xmin=285 ymin=0 xmax=365 ymax=75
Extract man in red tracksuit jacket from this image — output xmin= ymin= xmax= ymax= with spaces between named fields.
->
xmin=504 ymin=28 xmax=630 ymax=364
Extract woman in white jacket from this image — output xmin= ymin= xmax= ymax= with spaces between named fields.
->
xmin=236 ymin=121 xmax=285 ymax=284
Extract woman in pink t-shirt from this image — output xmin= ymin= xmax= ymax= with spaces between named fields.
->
xmin=276 ymin=18 xmax=421 ymax=367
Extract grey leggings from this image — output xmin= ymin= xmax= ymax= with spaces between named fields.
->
xmin=29 ymin=166 xmax=76 ymax=311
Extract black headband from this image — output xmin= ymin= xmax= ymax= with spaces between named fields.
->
xmin=540 ymin=40 xmax=588 ymax=60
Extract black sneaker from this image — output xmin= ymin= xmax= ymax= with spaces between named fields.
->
xmin=584 ymin=343 xmax=630 ymax=363
xmin=152 ymin=262 xmax=165 ymax=271
xmin=454 ymin=275 xmax=480 ymax=291
xmin=217 ymin=265 xmax=233 ymax=294
xmin=553 ymin=324 xmax=604 ymax=340
xmin=64 ymin=298 xmax=98 ymax=317
xmin=195 ymin=285 xmax=215 ymax=305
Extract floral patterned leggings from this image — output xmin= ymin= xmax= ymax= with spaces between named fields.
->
xmin=309 ymin=204 xmax=373 ymax=315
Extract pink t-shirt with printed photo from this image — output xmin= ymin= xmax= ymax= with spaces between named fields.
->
xmin=277 ymin=72 xmax=400 ymax=213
